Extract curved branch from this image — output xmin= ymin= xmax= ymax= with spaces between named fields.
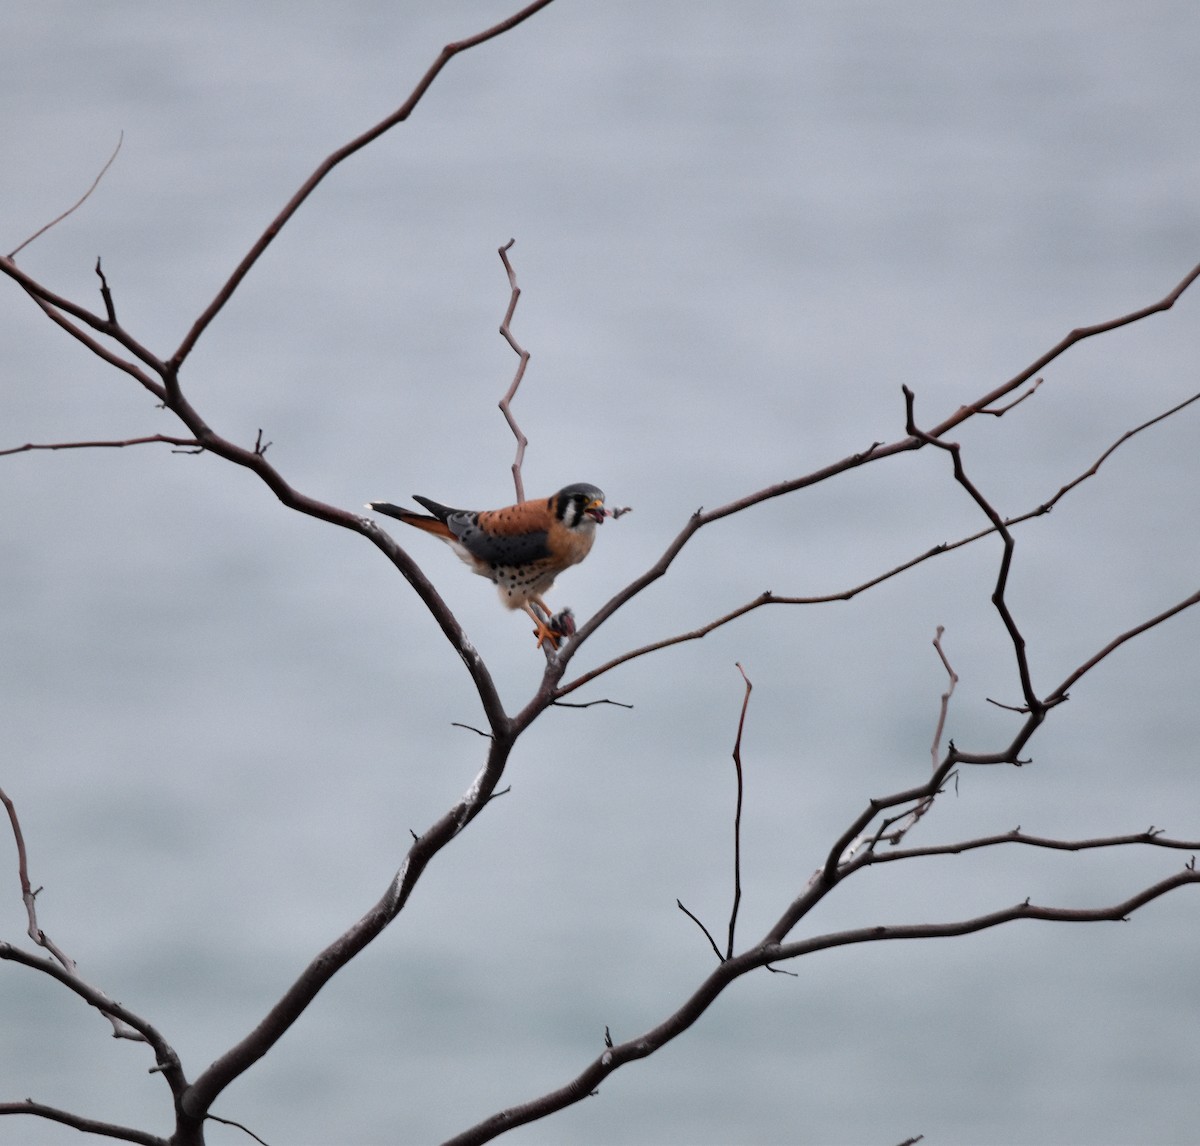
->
xmin=0 ymin=265 xmax=168 ymax=399
xmin=0 ymin=435 xmax=200 ymax=458
xmin=182 ymin=732 xmax=516 ymax=1118
xmin=864 ymin=827 xmax=1200 ymax=865
xmin=558 ymin=387 xmax=1200 ymax=697
xmin=170 ymin=0 xmax=557 ymax=369
xmin=903 ymin=385 xmax=1041 ymax=716
xmin=0 ymin=942 xmax=185 ymax=1095
xmin=445 ymin=868 xmax=1200 ymax=1145
xmin=1045 ymin=587 xmax=1200 ymax=706
xmin=547 ymin=266 xmax=1200 ymax=695
xmin=6 ymin=133 xmax=124 ymax=259
xmin=928 ymin=259 xmax=1200 ymax=438
xmin=0 ymin=1099 xmax=164 ymax=1146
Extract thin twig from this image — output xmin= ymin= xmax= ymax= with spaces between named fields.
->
xmin=552 ymin=384 xmax=1200 ymax=700
xmin=1045 ymin=587 xmax=1200 ymax=706
xmin=550 ymin=697 xmax=634 ymax=710
xmin=447 ymin=867 xmax=1200 ymax=1145
xmin=726 ymin=664 xmax=752 ymax=958
xmin=169 ymin=1 xmax=559 ymax=371
xmin=676 ymin=899 xmax=723 ymax=962
xmin=0 ymin=435 xmax=202 ymax=458
xmin=907 ymin=386 xmax=1038 ymax=714
xmin=0 ymin=785 xmax=71 ymax=967
xmin=7 ymin=132 xmax=124 ymax=259
xmin=930 ymin=260 xmax=1200 ymax=437
xmin=94 ymin=257 xmax=117 ymax=323
xmin=929 ymin=626 xmax=958 ymax=769
xmin=0 ymin=1099 xmax=163 ymax=1146
xmin=863 ymin=826 xmax=1200 ymax=866
xmin=979 ymin=376 xmax=1041 ymax=415
xmin=206 ymin=1111 xmax=272 ymax=1146
xmin=538 ymin=266 xmax=1200 ymax=692
xmin=497 ymin=239 xmax=530 ymax=503
xmin=0 ymin=785 xmax=152 ymax=1041
xmin=451 ymin=722 xmax=494 ymax=739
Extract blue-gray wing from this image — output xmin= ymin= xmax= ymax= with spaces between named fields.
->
xmin=447 ymin=512 xmax=551 ymax=567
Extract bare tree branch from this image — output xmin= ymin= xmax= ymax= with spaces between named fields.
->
xmin=204 ymin=1111 xmax=271 ymax=1146
xmin=542 ymin=260 xmax=1200 ymax=687
xmin=726 ymin=663 xmax=751 ymax=959
xmin=0 ymin=1099 xmax=164 ymax=1146
xmin=94 ymin=258 xmax=117 ymax=324
xmin=6 ymin=132 xmax=124 ymax=259
xmin=446 ymin=868 xmax=1200 ymax=1145
xmin=497 ymin=239 xmax=531 ymax=503
xmin=903 ymin=385 xmax=1042 ymax=719
xmin=675 ymin=898 xmax=722 ymax=962
xmin=0 ymin=941 xmax=185 ymax=1092
xmin=1045 ymin=587 xmax=1200 ymax=706
xmin=168 ymin=1 xmax=558 ymax=371
xmin=863 ymin=827 xmax=1200 ymax=866
xmin=927 ymin=259 xmax=1200 ymax=438
xmin=555 ymin=386 xmax=1200 ymax=698
xmin=0 ymin=785 xmax=148 ymax=1042
xmin=181 ymin=731 xmax=517 ymax=1117
xmin=0 ymin=435 xmax=201 ymax=458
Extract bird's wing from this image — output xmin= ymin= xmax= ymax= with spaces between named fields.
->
xmin=448 ymin=512 xmax=551 ymax=567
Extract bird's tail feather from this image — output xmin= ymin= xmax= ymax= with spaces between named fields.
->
xmin=366 ymin=501 xmax=452 ymax=537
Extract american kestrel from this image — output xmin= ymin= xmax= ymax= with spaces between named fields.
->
xmin=368 ymin=483 xmax=607 ymax=649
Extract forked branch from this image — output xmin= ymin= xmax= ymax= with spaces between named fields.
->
xmin=542 ymin=263 xmax=1200 ymax=690
xmin=448 ymin=865 xmax=1200 ymax=1145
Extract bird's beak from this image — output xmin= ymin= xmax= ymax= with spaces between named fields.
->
xmin=586 ymin=499 xmax=607 ymax=523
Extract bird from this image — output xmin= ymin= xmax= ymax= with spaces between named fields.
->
xmin=367 ymin=483 xmax=607 ymax=649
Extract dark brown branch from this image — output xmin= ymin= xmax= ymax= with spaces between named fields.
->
xmin=0 ymin=785 xmax=152 ymax=1043
xmin=862 ymin=826 xmax=1200 ymax=866
xmin=0 ymin=1099 xmax=164 ymax=1146
xmin=843 ymin=630 xmax=959 ymax=859
xmin=446 ymin=868 xmax=1200 ymax=1145
xmin=928 ymin=259 xmax=1200 ymax=437
xmin=12 ymin=279 xmax=169 ymax=400
xmin=549 ymin=697 xmax=634 ymax=710
xmin=979 ymin=375 xmax=1041 ymax=415
xmin=1046 ymin=586 xmax=1200 ymax=706
xmin=94 ymin=258 xmax=117 ymax=323
xmin=0 ymin=434 xmax=201 ymax=458
xmin=904 ymin=384 xmax=1040 ymax=716
xmin=497 ymin=239 xmax=531 ymax=503
xmin=205 ymin=1111 xmax=271 ymax=1146
xmin=928 ymin=626 xmax=958 ymax=769
xmin=554 ymin=376 xmax=1182 ymax=694
xmin=774 ymin=869 xmax=1200 ymax=960
xmin=726 ymin=663 xmax=751 ymax=958
xmin=1 ymin=785 xmax=75 ymax=972
xmin=675 ymin=898 xmax=723 ymax=962
xmin=562 ymin=384 xmax=1198 ymax=693
xmin=0 ymin=942 xmax=186 ymax=1095
xmin=169 ymin=1 xmax=558 ymax=370
xmin=6 ymin=132 xmax=124 ymax=259
xmin=182 ymin=732 xmax=517 ymax=1118
xmin=542 ymin=268 xmax=1200 ymax=694
xmin=0 ymin=12 xmax=564 ymax=1133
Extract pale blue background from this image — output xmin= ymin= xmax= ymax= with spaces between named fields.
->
xmin=2 ymin=3 xmax=1199 ymax=1143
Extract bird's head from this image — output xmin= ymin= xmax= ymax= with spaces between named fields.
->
xmin=554 ymin=483 xmax=607 ymax=529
